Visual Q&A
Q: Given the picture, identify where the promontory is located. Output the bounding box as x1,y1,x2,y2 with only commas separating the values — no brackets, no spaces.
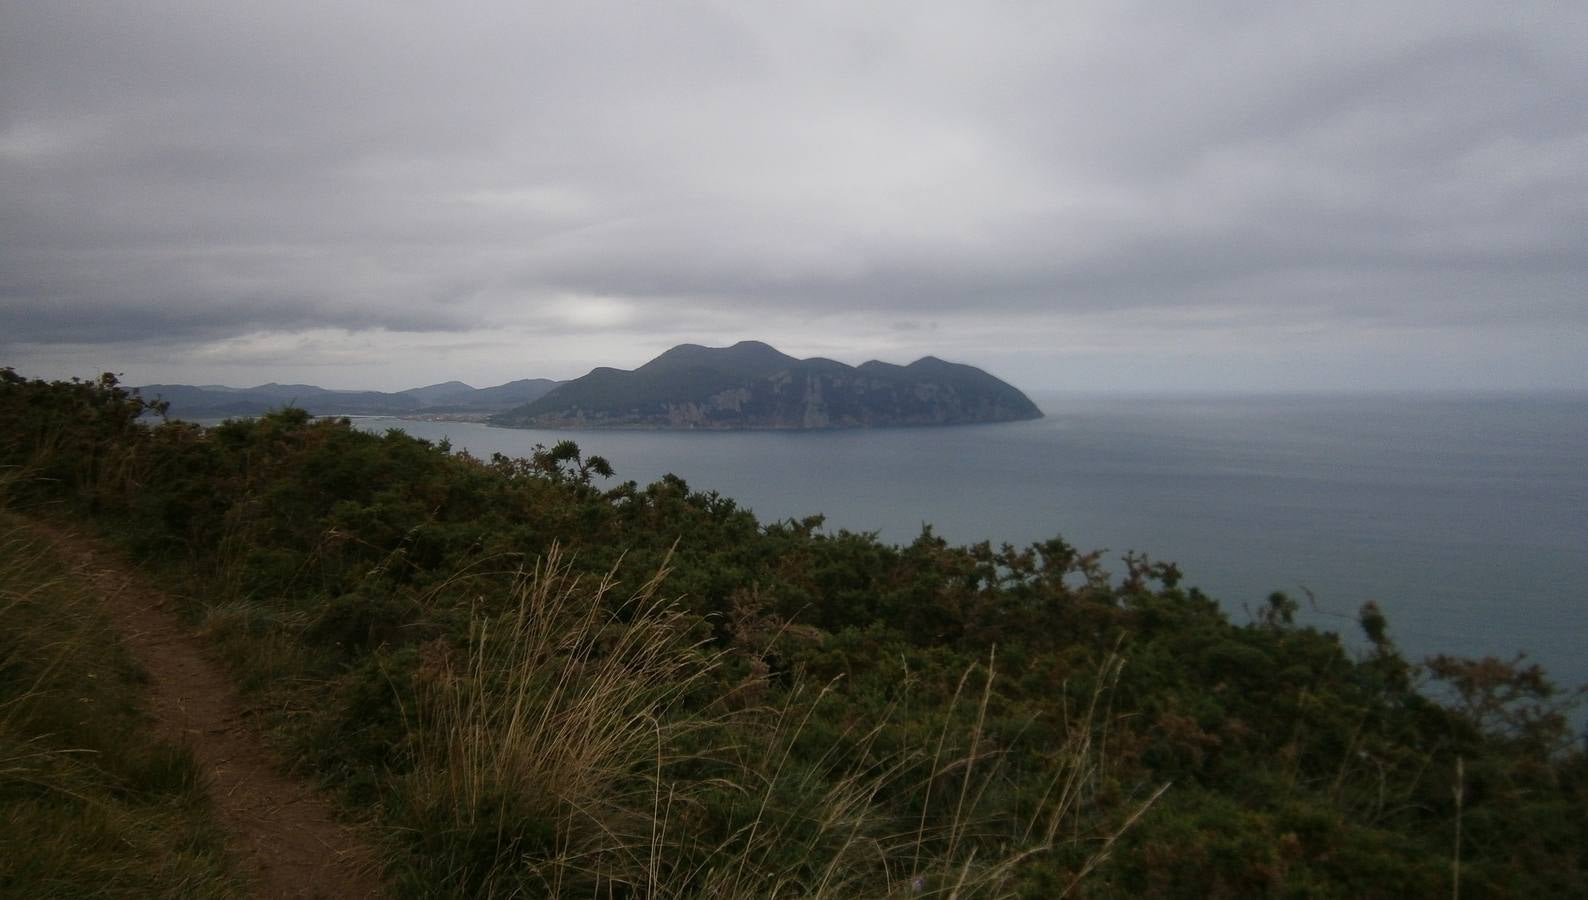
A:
489,341,1043,430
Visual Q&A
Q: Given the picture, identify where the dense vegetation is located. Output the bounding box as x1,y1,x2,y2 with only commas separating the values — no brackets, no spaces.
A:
2,368,1584,897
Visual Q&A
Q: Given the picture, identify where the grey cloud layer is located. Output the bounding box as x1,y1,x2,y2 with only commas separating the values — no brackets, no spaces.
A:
2,1,1585,356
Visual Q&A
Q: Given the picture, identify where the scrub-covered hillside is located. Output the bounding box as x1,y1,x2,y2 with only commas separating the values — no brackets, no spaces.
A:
2,368,1582,898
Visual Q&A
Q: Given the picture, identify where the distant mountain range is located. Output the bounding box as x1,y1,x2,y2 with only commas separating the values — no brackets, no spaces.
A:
491,341,1042,430
138,341,1042,428
139,378,559,419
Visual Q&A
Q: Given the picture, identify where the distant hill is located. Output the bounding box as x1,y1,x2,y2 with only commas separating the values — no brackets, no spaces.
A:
138,378,559,420
490,341,1042,429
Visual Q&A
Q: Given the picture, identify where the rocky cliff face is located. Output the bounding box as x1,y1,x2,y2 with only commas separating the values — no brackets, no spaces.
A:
491,341,1042,430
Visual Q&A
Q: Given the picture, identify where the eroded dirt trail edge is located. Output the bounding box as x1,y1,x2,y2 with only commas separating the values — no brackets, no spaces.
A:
35,521,385,899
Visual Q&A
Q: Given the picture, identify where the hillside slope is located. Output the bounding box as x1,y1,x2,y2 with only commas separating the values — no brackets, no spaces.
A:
4,368,1583,898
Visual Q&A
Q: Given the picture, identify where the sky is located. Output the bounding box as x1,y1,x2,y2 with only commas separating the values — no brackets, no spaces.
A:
2,1,1585,393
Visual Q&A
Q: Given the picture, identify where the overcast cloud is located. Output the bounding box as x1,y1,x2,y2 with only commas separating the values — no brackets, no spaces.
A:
2,1,1585,391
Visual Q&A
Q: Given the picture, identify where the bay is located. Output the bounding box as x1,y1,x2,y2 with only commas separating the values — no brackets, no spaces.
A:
350,391,1588,697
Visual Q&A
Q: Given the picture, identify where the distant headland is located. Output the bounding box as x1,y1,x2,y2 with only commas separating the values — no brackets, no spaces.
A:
490,341,1042,430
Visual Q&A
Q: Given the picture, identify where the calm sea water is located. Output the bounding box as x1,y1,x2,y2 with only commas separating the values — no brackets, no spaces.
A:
351,392,1588,694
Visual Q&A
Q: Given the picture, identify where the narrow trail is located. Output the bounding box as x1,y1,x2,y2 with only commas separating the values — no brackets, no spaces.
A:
34,521,385,900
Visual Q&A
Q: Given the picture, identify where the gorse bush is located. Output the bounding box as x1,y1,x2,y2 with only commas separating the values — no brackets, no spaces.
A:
1,367,1584,897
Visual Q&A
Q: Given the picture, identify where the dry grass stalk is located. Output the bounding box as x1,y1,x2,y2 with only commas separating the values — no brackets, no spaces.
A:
405,547,1163,898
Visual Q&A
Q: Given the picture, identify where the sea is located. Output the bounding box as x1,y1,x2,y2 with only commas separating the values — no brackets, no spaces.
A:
349,391,1588,702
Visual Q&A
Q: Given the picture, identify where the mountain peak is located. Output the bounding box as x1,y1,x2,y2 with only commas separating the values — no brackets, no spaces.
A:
728,339,779,353
639,341,801,378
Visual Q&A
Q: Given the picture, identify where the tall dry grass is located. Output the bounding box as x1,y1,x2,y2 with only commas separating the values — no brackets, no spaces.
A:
403,545,725,895
641,652,1166,900
400,545,1164,898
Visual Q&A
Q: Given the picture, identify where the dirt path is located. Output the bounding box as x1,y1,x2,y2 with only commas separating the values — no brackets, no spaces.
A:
35,521,385,899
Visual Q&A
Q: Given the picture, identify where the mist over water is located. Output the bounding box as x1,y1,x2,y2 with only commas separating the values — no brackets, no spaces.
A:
354,391,1588,695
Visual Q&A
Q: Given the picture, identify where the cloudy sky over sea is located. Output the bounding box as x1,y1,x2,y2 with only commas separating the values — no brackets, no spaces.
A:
3,2,1584,391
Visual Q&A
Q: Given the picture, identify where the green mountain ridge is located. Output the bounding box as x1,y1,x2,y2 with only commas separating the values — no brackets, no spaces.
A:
492,340,1043,429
